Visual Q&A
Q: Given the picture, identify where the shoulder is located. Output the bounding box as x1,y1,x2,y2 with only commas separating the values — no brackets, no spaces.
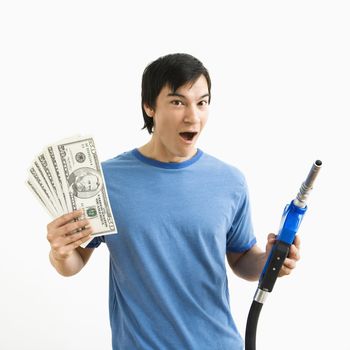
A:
102,149,136,169
200,152,247,188
99,150,140,183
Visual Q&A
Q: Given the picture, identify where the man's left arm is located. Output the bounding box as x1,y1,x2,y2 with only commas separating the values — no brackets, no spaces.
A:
226,234,301,281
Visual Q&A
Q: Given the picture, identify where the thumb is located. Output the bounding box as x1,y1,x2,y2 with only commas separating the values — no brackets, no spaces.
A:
265,233,276,255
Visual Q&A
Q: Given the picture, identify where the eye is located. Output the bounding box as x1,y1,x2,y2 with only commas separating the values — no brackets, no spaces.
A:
171,100,184,106
198,100,208,106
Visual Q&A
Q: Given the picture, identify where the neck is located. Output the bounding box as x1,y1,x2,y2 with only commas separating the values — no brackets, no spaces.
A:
138,138,197,163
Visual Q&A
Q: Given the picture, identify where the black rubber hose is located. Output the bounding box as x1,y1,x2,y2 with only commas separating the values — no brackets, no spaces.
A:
245,300,263,350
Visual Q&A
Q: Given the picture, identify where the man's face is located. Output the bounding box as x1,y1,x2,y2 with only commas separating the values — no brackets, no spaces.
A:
145,74,209,162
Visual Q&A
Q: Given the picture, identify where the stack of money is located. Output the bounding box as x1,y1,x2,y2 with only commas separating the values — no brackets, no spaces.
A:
26,135,117,239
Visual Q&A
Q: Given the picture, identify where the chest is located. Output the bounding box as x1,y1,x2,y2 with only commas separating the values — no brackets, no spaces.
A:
106,171,238,252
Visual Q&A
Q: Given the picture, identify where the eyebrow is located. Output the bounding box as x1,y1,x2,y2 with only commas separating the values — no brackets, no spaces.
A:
167,92,210,99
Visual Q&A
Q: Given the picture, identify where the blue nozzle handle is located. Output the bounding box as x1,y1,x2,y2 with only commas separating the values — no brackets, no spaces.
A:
258,200,306,292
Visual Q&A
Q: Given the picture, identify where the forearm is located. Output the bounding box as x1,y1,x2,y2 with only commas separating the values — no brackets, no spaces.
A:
49,248,85,277
231,245,266,281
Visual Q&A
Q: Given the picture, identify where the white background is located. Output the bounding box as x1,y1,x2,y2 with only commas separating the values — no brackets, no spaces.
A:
1,1,349,349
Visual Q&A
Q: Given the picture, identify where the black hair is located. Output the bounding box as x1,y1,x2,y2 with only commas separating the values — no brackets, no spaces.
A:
141,53,211,134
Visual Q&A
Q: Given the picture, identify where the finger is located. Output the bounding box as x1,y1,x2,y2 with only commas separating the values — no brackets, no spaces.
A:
56,219,90,237
49,209,84,229
50,226,92,254
278,265,292,277
62,230,93,252
267,233,276,243
265,233,276,254
47,218,90,243
288,244,300,261
62,225,93,245
293,235,301,249
283,257,296,270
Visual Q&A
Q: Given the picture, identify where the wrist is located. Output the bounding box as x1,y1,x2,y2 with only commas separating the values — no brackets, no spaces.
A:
49,249,67,263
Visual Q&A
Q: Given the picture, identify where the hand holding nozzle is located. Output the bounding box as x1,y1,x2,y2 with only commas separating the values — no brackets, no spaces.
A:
258,159,323,293
246,160,322,350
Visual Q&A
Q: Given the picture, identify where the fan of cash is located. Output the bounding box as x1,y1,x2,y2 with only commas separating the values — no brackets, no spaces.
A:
26,135,117,239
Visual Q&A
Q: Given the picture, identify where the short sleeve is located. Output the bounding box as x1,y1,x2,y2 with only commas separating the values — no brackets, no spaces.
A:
226,180,256,253
85,235,105,248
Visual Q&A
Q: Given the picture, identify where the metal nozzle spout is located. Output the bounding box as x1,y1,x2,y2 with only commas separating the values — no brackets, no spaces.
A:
294,160,322,208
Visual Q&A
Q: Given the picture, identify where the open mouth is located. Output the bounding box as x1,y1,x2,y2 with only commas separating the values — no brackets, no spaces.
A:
179,132,198,142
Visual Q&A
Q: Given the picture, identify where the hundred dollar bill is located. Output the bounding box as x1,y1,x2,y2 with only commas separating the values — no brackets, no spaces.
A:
26,179,57,218
33,157,62,215
37,152,66,214
42,134,83,215
44,145,70,213
28,164,60,217
51,136,116,237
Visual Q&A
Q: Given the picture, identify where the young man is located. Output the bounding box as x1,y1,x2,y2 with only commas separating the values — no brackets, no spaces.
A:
47,53,300,349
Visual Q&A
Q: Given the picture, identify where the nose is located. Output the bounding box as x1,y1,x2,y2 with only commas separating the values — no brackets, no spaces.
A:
184,104,201,124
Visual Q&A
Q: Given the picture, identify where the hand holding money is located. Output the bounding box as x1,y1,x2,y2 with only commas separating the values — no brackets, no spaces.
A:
27,136,117,242
47,210,93,260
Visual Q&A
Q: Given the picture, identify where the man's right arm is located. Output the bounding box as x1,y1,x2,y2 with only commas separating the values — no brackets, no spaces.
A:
47,210,94,276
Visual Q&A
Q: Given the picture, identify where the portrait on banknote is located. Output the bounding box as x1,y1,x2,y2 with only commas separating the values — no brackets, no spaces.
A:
68,167,102,199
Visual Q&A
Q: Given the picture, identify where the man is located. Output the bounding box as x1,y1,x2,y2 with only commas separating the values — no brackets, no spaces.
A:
47,53,300,349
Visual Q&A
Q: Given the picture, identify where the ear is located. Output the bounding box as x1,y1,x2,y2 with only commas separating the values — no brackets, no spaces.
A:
143,104,154,118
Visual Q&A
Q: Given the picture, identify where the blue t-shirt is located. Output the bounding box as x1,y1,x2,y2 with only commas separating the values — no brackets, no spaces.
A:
88,148,256,350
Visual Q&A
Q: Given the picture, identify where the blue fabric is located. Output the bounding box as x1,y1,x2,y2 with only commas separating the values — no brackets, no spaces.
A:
87,149,256,349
